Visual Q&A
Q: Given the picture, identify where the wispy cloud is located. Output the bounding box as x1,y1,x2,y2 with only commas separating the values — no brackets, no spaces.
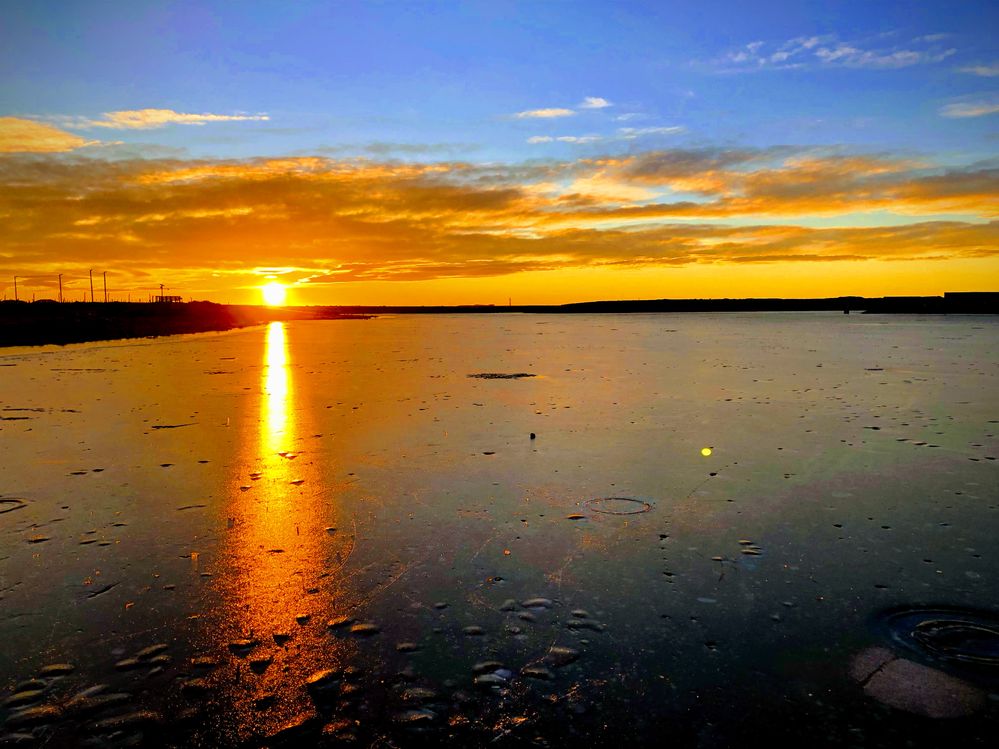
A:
513,107,576,119
76,108,270,129
0,117,100,153
557,135,603,144
314,141,481,156
527,125,685,145
940,98,999,118
815,44,955,68
958,63,999,77
713,34,957,72
579,96,612,109
527,135,602,144
618,126,686,139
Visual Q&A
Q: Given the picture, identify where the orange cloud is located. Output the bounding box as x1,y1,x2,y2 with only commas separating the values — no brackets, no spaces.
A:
543,150,998,220
84,108,270,129
0,149,995,302
0,118,99,153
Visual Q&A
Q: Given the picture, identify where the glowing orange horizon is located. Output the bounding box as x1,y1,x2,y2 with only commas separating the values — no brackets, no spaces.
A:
1,150,995,306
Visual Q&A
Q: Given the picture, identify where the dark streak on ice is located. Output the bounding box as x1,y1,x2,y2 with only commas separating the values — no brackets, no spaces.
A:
86,582,120,599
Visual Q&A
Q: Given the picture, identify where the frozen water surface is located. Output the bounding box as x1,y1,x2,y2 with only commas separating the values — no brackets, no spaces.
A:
0,313,997,747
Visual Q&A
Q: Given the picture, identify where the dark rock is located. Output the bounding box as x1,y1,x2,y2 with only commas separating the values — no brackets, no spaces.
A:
305,669,341,693
65,692,131,717
2,691,44,709
545,646,580,667
136,644,169,660
265,713,320,743
521,598,553,609
400,687,437,703
37,663,74,676
521,666,554,680
228,638,259,655
250,656,274,673
473,673,508,689
90,710,161,733
252,694,276,711
393,708,436,725
180,679,212,696
5,705,63,728
0,733,37,746
472,660,504,674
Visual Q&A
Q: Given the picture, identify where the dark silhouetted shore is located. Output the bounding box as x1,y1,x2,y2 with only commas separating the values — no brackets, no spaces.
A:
1,293,995,348
0,301,370,348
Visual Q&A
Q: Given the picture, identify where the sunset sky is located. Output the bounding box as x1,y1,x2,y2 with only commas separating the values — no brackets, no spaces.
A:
1,0,996,305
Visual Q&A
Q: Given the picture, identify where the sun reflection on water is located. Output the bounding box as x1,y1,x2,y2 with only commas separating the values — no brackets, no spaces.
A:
263,321,291,450
211,322,356,739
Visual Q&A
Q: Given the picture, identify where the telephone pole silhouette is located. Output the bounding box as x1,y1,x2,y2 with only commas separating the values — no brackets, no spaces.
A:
58,274,63,303
89,269,95,303
103,271,108,303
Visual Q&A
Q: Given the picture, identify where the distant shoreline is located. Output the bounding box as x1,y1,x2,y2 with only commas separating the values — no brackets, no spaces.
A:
324,292,998,316
0,293,995,348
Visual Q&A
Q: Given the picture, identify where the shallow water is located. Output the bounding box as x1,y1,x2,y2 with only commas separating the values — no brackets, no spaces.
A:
1,313,997,747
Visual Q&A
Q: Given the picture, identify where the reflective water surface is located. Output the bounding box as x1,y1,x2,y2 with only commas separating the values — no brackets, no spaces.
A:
1,313,997,747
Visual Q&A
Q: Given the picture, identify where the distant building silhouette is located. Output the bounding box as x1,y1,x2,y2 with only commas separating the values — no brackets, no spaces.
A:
155,295,182,303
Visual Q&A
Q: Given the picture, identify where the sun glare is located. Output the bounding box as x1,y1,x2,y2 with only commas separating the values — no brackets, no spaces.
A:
261,281,287,306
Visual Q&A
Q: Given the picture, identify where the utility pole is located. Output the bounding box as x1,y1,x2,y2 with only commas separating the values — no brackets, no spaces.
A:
58,274,63,303
13,276,18,302
89,269,95,303
103,271,107,303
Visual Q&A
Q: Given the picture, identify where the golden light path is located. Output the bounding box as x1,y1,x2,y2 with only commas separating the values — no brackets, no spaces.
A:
263,321,290,447
216,321,354,738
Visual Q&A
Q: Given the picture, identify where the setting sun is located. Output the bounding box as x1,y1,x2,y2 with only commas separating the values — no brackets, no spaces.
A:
261,281,287,306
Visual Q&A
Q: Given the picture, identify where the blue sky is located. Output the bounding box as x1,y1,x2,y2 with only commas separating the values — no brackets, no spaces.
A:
4,0,996,162
0,1,996,304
